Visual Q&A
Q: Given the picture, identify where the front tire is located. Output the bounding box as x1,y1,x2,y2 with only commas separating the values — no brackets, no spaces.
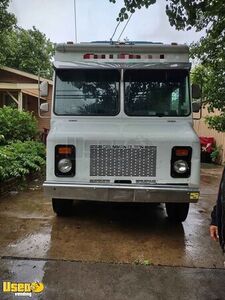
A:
165,203,189,222
52,198,73,216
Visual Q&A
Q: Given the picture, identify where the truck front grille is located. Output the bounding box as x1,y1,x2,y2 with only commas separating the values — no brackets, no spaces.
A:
90,145,157,177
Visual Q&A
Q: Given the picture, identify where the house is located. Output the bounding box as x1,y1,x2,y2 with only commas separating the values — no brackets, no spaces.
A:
0,66,52,131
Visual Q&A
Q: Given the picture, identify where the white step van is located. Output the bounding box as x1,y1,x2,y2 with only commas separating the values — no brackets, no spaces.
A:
42,41,201,222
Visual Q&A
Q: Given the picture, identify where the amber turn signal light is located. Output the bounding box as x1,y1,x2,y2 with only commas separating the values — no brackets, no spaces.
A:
57,146,73,155
175,149,189,157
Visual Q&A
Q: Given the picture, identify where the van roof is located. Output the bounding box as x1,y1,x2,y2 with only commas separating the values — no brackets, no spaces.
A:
55,42,189,54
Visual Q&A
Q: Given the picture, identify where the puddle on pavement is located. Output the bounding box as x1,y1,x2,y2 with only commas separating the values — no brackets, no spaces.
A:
7,230,52,258
0,165,224,269
1,259,47,283
0,189,53,259
200,166,222,195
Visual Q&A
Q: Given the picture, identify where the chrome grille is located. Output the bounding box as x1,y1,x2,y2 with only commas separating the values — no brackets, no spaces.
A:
90,145,157,177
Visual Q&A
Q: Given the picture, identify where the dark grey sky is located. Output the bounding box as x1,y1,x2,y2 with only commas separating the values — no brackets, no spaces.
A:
9,0,204,44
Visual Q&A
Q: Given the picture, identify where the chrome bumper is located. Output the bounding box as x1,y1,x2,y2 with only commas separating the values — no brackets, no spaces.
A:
43,182,200,203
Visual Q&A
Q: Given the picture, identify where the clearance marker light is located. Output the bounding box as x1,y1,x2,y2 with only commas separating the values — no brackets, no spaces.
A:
83,53,94,59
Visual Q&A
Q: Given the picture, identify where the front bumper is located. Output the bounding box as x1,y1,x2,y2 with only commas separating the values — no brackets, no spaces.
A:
43,182,200,203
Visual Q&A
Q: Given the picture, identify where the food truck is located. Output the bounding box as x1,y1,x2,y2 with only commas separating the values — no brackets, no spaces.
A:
42,41,201,222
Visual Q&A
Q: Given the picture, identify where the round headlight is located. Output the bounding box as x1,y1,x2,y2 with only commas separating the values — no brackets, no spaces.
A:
58,158,72,173
173,160,188,174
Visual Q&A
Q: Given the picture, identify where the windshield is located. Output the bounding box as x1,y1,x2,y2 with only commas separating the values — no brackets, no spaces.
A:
54,69,120,116
124,70,190,117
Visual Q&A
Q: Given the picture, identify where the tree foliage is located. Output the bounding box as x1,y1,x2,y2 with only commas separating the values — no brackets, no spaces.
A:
0,0,16,31
110,0,156,21
191,64,225,113
0,0,16,64
0,107,46,182
0,0,54,78
110,0,224,33
0,106,38,145
191,64,225,132
0,141,46,181
5,26,54,78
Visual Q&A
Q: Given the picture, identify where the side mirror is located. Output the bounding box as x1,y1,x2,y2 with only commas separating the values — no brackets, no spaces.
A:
192,101,201,113
40,102,49,113
40,81,49,97
192,84,201,99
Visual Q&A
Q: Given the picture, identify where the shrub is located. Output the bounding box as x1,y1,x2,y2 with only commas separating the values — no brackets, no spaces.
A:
0,106,38,145
0,141,46,181
205,114,225,132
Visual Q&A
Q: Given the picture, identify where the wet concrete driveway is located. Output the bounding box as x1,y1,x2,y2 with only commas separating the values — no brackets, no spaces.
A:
0,164,225,299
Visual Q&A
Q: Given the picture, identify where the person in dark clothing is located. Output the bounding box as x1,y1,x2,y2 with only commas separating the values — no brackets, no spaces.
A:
210,167,225,252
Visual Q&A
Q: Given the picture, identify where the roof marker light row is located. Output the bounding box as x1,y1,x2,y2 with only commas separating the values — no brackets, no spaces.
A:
83,53,165,60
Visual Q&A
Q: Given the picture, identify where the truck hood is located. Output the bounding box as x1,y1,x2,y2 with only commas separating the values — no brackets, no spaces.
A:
49,119,199,144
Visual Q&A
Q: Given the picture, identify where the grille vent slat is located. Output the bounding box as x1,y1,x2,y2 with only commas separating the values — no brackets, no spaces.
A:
90,145,156,177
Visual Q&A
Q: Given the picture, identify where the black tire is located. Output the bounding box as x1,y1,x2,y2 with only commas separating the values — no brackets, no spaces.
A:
165,202,189,222
52,198,73,216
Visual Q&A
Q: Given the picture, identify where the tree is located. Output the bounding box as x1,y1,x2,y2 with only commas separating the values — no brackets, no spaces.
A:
0,0,16,64
110,0,225,131
191,64,225,132
0,0,16,31
0,1,54,79
5,26,54,79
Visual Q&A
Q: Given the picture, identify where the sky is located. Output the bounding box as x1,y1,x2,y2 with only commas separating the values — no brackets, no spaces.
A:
9,0,204,45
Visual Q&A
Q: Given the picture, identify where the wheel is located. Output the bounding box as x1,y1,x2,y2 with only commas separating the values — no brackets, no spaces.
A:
165,203,189,222
52,198,73,216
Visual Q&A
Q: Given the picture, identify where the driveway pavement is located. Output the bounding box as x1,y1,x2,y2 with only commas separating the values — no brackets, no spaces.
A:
0,163,224,299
